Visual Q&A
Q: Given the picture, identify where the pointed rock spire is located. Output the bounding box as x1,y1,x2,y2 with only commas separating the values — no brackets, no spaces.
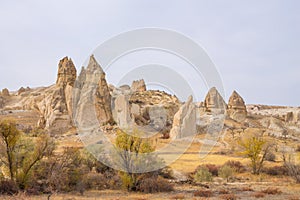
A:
204,87,227,114
56,56,77,87
227,90,247,122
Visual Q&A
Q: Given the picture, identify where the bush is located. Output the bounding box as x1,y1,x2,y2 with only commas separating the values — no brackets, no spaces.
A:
219,189,230,194
194,166,213,182
194,189,213,197
262,165,287,176
253,192,265,198
265,152,276,162
0,180,18,195
137,176,173,193
224,160,246,173
261,187,282,195
219,165,234,182
220,193,237,200
194,164,219,176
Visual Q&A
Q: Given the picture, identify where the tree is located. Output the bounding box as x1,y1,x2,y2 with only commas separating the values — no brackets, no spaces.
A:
0,119,54,189
115,129,156,191
0,119,21,180
239,136,272,174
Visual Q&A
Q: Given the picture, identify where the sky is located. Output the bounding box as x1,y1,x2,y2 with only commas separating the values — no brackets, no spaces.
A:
0,0,299,106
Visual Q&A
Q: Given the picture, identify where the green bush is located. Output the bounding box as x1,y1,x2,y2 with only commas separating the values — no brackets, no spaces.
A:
194,166,213,182
219,165,234,182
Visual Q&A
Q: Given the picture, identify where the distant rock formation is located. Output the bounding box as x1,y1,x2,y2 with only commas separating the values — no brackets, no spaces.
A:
131,79,146,92
128,90,180,130
204,87,227,114
2,88,10,96
170,96,196,139
227,91,247,122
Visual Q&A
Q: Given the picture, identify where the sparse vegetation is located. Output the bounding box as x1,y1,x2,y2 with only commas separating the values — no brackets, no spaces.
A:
193,189,213,197
219,165,234,182
193,166,213,182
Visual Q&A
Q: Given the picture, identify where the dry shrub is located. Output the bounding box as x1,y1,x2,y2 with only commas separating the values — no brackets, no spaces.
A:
296,145,300,152
262,165,287,176
220,193,237,200
241,186,254,192
193,166,213,182
137,176,173,193
265,152,276,162
261,187,282,195
193,189,213,197
253,192,265,198
0,180,18,195
170,193,185,199
224,160,246,173
194,164,219,176
219,189,230,194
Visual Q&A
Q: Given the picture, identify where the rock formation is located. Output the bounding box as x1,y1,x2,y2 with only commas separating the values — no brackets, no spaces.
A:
2,88,10,96
204,87,226,114
113,94,132,128
227,91,247,122
73,55,114,128
131,79,146,92
0,96,4,108
56,57,77,87
170,96,196,139
37,56,77,134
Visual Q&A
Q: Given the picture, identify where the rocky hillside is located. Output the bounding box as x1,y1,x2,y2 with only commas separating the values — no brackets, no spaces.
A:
0,55,299,144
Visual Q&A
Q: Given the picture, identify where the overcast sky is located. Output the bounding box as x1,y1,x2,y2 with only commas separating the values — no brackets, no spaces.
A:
0,1,299,106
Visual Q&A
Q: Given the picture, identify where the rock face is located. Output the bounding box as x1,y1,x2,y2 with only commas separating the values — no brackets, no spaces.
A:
56,57,77,87
131,79,146,92
113,94,132,128
128,90,180,130
73,55,114,128
204,87,226,114
227,91,247,122
37,56,77,134
0,96,4,108
2,88,10,96
170,96,196,139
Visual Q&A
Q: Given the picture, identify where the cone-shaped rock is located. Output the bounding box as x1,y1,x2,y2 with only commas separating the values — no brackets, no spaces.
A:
204,87,227,114
227,90,247,122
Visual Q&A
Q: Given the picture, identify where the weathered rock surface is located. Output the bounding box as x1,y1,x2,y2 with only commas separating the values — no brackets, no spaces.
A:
131,79,146,92
227,91,247,122
2,88,10,96
0,96,4,108
56,56,77,87
129,90,180,130
113,94,132,129
73,55,114,128
170,96,196,139
204,87,226,114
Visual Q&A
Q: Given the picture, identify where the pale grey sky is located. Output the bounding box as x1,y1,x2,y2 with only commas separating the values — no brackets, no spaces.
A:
0,0,299,106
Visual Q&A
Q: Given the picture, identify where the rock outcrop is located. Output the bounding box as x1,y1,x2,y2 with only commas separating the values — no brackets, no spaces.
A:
113,94,132,128
227,91,247,122
73,55,114,128
131,79,146,92
204,87,226,114
2,88,10,96
56,57,77,87
37,56,77,134
0,96,4,108
170,96,196,139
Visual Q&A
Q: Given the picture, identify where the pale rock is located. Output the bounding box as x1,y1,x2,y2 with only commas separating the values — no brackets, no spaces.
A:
113,94,132,128
227,91,247,122
131,79,146,92
2,88,10,96
204,87,226,114
170,96,196,139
